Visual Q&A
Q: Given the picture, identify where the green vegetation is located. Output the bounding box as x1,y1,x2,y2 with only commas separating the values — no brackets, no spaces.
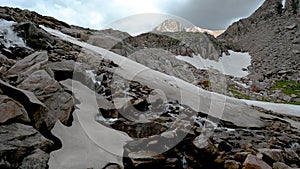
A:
270,80,300,97
229,89,250,99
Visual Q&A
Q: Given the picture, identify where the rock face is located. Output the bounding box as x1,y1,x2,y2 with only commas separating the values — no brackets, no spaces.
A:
110,31,225,61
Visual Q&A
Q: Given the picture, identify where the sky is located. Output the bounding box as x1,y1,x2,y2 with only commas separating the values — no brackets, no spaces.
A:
0,0,264,34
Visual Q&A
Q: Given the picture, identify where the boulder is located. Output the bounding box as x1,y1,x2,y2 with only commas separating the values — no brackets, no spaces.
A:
273,162,292,169
0,79,46,125
0,123,54,168
242,154,272,169
19,149,49,169
258,148,285,163
224,160,241,169
0,95,30,124
18,70,74,130
6,51,48,83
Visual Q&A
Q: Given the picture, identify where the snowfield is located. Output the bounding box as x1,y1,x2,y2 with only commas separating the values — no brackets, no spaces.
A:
176,51,251,77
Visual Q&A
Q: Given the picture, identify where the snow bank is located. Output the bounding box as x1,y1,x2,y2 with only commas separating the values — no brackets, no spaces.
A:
176,51,251,77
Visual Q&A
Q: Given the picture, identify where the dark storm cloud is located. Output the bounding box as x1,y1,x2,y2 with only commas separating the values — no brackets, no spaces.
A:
167,0,264,30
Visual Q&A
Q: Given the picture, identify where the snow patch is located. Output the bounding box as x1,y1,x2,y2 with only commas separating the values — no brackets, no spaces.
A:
234,81,250,88
282,0,286,8
241,99,300,118
0,19,27,48
175,51,251,77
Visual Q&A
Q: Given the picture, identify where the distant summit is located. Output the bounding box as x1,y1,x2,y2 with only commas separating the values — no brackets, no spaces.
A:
153,19,224,37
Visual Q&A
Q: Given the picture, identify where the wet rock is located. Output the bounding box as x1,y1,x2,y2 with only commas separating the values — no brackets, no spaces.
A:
0,95,30,124
242,154,272,169
18,70,74,130
6,51,48,83
0,123,54,168
224,160,241,169
19,149,49,169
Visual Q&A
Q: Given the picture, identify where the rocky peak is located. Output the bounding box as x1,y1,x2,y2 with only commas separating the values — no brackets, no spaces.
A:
153,19,185,32
250,0,283,19
154,19,224,37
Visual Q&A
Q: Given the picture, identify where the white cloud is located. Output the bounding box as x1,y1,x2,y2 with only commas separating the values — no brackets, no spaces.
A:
0,0,263,33
0,0,176,31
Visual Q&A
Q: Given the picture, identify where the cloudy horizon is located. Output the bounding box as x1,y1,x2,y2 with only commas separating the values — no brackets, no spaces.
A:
0,0,264,34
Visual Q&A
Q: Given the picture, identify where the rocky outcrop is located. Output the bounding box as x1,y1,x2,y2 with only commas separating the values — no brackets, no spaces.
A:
218,0,300,103
110,31,225,61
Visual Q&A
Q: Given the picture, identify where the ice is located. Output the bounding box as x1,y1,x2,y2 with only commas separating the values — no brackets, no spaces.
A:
0,19,27,48
176,51,251,77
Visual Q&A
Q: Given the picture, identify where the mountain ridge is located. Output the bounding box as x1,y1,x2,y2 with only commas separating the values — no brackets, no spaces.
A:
153,19,224,37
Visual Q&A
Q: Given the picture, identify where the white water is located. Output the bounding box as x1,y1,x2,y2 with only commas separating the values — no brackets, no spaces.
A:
176,51,251,77
0,19,27,48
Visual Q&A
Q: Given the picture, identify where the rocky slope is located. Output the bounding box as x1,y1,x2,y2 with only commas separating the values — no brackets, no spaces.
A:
218,0,300,104
0,4,300,169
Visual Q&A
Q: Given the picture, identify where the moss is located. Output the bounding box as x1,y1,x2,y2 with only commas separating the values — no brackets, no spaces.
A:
229,89,250,99
270,80,300,97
